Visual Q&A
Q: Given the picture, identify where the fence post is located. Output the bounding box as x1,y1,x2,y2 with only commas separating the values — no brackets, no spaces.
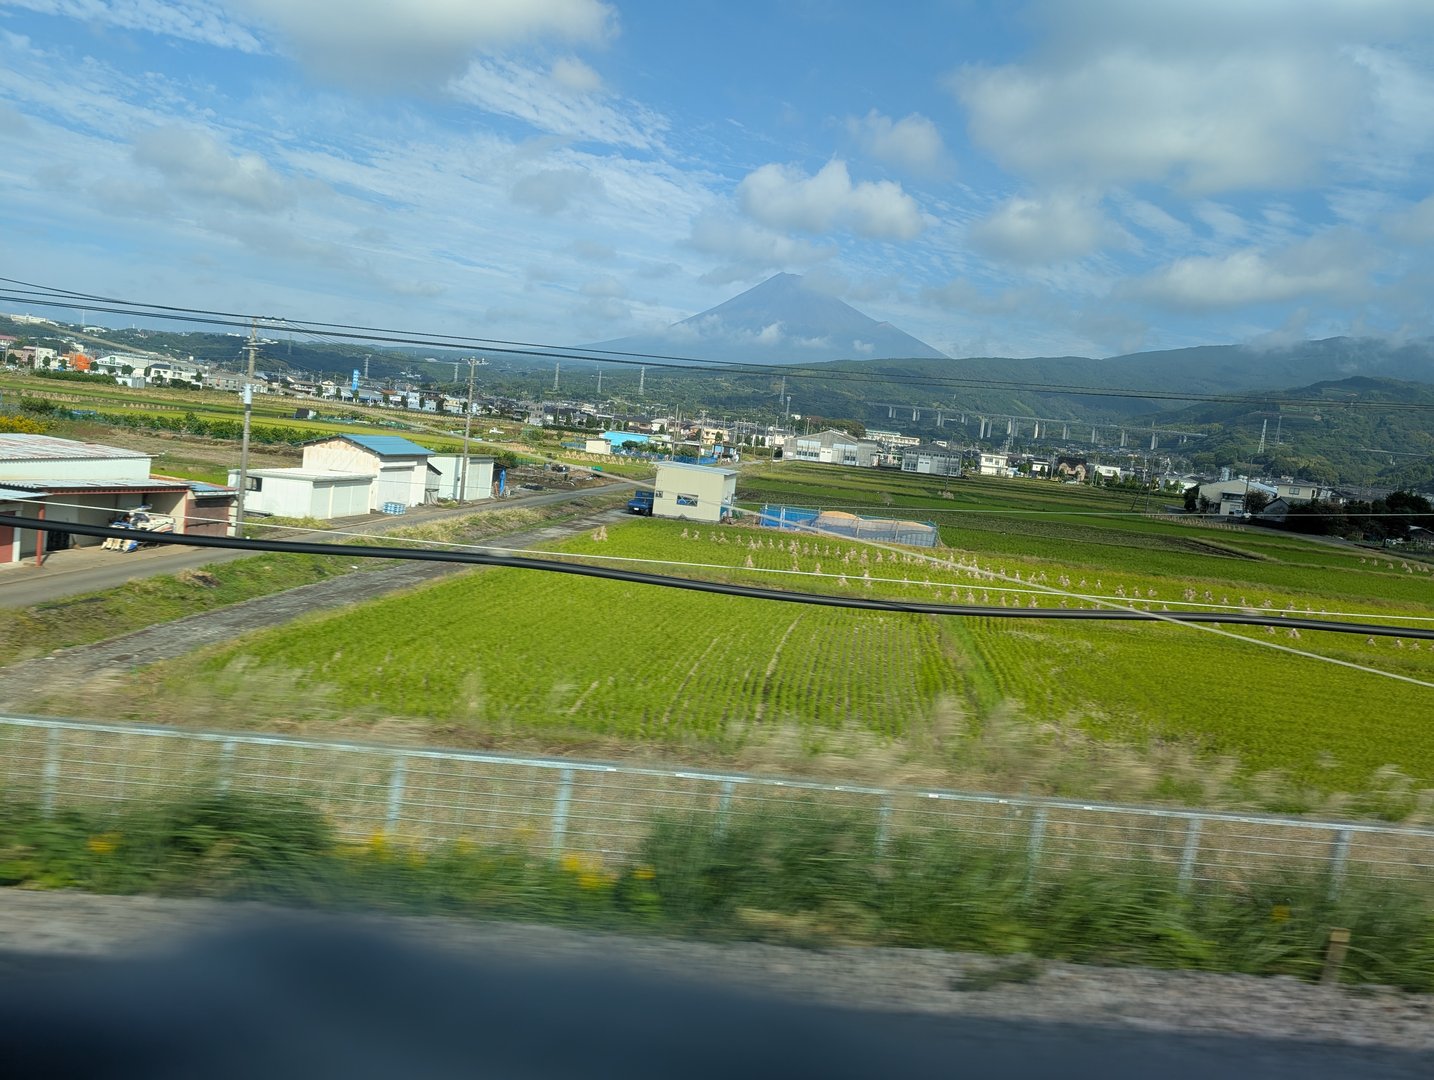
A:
1177,817,1202,892
41,726,61,816
875,796,893,855
217,739,236,794
1025,807,1047,888
385,755,408,836
715,779,735,837
550,768,574,856
1327,828,1352,899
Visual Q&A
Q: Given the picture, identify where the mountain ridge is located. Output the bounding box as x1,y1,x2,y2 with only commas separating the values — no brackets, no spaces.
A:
586,273,948,365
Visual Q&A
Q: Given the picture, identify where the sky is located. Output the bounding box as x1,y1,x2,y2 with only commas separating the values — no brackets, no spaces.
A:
2,0,1434,361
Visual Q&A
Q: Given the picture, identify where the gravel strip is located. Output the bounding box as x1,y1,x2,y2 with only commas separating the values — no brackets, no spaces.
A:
1,890,1429,1053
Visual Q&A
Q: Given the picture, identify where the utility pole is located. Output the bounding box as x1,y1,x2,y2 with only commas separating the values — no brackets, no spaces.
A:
233,319,259,536
553,361,560,393
638,366,645,395
595,367,603,396
459,357,480,501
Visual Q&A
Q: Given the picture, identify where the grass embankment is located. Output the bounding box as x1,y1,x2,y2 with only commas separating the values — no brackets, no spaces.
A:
2,791,1430,992
0,554,369,667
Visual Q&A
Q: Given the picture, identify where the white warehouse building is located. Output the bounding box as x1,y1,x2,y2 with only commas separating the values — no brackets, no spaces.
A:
229,434,493,519
652,461,737,524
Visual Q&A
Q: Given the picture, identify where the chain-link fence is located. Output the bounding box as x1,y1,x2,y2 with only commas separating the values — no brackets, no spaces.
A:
2,714,1431,892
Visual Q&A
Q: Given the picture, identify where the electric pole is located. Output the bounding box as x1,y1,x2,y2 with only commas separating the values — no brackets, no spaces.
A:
233,319,259,535
459,357,480,501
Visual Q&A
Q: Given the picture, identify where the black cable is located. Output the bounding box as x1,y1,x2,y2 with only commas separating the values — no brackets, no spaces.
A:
7,516,1432,639
5,279,1434,412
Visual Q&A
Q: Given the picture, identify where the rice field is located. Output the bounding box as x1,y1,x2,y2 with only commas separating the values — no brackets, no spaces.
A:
118,488,1434,807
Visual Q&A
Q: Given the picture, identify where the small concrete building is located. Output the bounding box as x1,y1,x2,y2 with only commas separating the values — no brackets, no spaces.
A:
231,469,374,519
303,434,436,511
428,454,495,501
652,461,737,523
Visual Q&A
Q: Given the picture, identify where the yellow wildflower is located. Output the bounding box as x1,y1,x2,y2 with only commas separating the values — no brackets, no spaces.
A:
86,833,120,856
1271,905,1291,923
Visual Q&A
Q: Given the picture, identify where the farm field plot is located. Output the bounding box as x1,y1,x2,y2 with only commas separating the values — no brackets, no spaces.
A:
104,504,1434,813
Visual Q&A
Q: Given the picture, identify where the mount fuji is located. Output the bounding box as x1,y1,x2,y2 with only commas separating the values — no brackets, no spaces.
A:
587,274,947,365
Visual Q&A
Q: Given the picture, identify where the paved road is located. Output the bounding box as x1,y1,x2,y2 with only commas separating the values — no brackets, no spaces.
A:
0,482,632,608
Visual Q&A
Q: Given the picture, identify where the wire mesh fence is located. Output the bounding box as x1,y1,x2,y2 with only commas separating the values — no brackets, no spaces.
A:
2,713,1432,891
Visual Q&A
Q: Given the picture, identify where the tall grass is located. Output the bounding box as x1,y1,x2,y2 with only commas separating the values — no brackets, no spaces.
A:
5,791,1429,991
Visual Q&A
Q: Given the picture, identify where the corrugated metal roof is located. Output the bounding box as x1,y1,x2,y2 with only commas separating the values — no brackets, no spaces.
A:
310,434,432,457
0,487,36,501
246,468,372,481
0,433,148,462
0,478,193,492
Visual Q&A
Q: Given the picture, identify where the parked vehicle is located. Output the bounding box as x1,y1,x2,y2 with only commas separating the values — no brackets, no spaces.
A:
626,490,654,515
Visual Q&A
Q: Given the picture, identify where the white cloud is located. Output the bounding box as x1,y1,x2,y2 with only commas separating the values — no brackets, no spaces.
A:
1114,196,1190,243
1383,193,1434,243
5,0,265,52
967,191,1119,264
847,110,948,175
510,168,604,214
687,211,835,269
238,0,616,83
737,160,924,239
579,275,625,299
450,58,666,149
131,126,296,212
1192,201,1251,243
551,56,604,94
1127,232,1374,310
956,50,1365,194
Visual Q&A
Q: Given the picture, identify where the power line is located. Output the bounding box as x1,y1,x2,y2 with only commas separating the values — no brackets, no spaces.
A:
6,277,1434,412
7,515,1434,651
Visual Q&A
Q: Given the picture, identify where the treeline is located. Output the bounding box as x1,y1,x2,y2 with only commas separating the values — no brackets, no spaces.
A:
15,396,522,468
19,398,313,446
1272,491,1434,543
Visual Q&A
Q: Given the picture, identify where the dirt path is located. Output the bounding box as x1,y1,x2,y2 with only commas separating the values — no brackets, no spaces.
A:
0,506,628,709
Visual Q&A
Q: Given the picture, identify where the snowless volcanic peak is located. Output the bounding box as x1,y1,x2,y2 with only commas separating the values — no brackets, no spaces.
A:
589,274,948,365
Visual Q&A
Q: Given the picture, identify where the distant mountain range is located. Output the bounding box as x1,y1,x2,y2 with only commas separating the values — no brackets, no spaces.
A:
586,273,948,365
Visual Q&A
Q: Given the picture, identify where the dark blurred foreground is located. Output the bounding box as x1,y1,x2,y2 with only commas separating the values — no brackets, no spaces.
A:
0,917,1429,1079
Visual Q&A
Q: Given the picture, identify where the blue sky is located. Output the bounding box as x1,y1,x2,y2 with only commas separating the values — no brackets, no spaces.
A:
3,0,1434,361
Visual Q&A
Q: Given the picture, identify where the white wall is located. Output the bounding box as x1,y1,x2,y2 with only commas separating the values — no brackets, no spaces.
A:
428,455,494,500
228,470,373,519
304,440,428,509
653,464,737,524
